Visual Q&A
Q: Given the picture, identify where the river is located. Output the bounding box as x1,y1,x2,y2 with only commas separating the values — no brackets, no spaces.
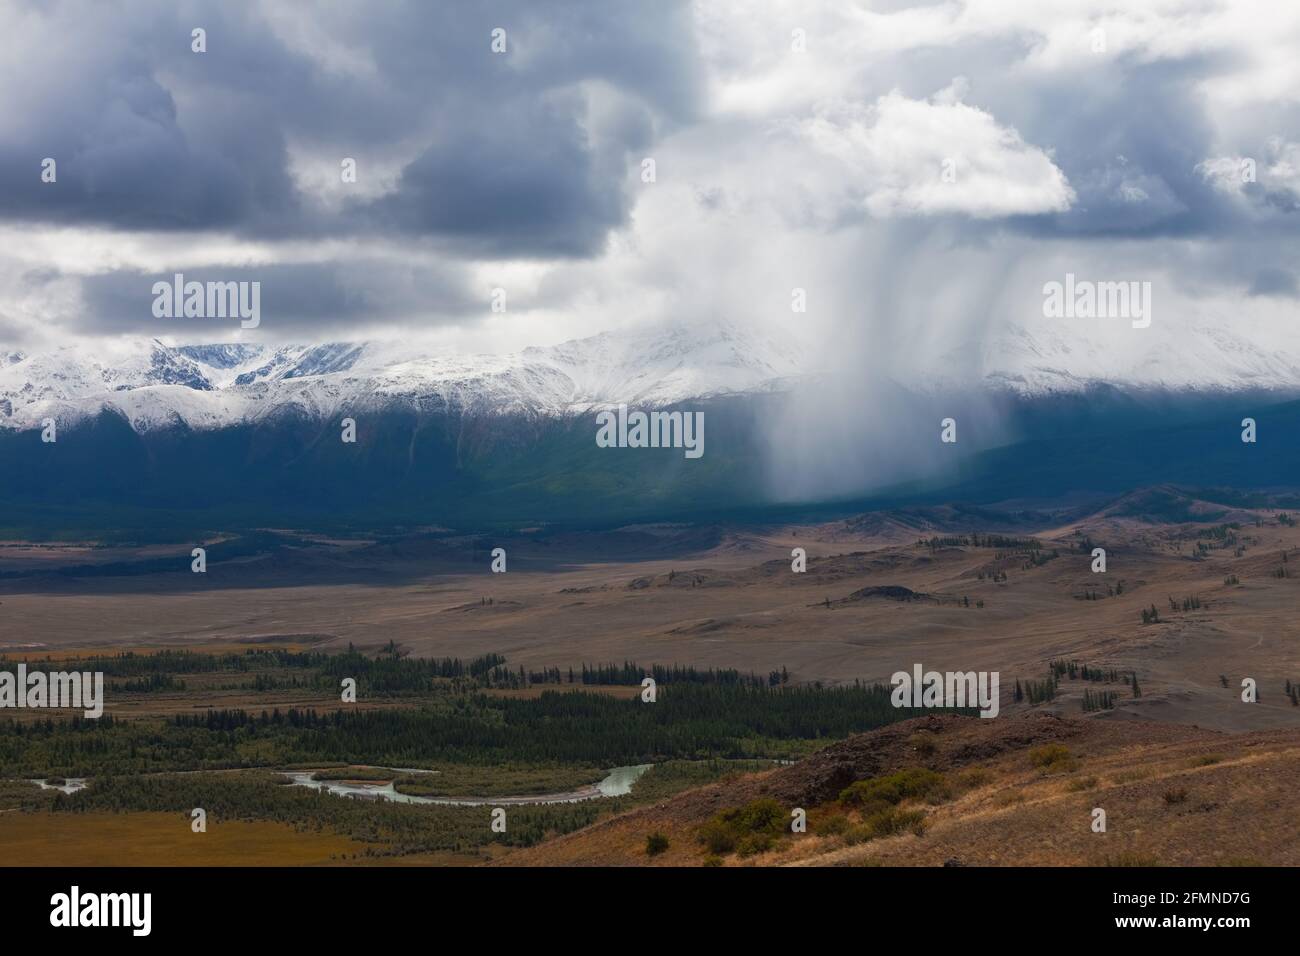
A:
282,764,652,806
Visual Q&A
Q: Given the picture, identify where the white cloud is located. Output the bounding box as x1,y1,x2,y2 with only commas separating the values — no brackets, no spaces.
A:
796,83,1074,218
1264,138,1300,201
3,0,1300,395
1196,155,1251,195
696,0,1300,116
1198,140,1300,206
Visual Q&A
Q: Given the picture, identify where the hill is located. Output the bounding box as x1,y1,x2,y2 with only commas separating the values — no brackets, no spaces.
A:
498,714,1300,866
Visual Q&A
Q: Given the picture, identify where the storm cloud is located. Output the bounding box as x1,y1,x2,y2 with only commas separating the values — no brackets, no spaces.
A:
0,0,701,251
2,0,1299,363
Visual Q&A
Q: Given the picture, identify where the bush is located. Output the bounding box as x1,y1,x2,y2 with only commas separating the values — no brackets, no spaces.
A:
842,823,874,846
724,797,786,833
843,807,928,845
955,766,992,790
814,812,851,836
839,768,949,812
697,797,787,857
1162,788,1188,805
645,831,670,856
1028,744,1078,774
907,732,937,756
863,806,928,839
697,819,737,855
737,832,777,857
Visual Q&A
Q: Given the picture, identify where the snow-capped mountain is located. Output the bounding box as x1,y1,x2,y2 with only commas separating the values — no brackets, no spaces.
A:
5,313,1299,435
4,316,1300,534
0,321,806,433
975,316,1300,395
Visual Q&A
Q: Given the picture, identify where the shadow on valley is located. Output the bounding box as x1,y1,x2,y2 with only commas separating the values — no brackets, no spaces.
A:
0,525,734,594
2,388,1299,541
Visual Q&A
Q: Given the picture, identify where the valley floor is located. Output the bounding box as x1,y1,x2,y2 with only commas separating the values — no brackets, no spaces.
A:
2,488,1298,866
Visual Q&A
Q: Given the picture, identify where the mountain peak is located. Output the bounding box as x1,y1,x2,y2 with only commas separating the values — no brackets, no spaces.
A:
0,321,804,433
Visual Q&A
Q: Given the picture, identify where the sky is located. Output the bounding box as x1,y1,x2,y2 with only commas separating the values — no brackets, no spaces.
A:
2,0,1299,384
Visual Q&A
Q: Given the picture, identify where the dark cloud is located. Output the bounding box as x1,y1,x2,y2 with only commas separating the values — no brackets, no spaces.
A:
75,260,478,337
363,92,634,258
1007,58,1236,239
6,0,1299,355
1248,267,1299,298
0,0,701,255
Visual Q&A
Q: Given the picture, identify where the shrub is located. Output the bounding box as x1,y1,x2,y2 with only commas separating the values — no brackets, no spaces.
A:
842,823,874,846
722,797,785,834
697,797,787,857
645,831,670,856
1163,788,1188,805
1028,744,1078,774
814,812,851,836
861,806,928,839
907,732,937,756
840,807,929,845
955,766,992,790
737,832,777,857
697,819,737,855
839,768,949,812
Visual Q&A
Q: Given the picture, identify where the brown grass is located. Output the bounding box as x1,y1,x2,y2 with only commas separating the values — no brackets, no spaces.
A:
5,510,1300,734
495,715,1300,867
0,813,371,866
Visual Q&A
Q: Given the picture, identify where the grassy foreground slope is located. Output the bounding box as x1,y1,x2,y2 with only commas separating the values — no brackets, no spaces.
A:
498,714,1300,867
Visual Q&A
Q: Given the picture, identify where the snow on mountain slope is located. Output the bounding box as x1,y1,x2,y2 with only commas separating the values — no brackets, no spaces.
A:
0,320,806,432
5,313,1299,434
0,340,213,413
535,321,803,408
977,316,1300,395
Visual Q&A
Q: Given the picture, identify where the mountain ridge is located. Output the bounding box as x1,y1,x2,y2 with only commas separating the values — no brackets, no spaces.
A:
0,321,804,433
6,315,1300,435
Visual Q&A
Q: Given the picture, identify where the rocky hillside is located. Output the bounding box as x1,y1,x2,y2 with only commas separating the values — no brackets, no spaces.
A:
499,714,1300,866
